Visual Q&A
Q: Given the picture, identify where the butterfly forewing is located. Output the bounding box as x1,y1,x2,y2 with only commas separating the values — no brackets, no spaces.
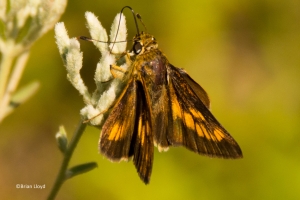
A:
167,64,242,158
100,78,154,183
133,81,154,184
177,67,211,109
100,79,137,161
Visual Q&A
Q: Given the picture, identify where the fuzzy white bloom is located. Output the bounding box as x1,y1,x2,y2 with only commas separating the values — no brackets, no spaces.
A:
0,0,67,55
0,0,67,122
55,12,130,126
55,22,70,54
55,23,90,103
109,13,128,54
85,12,108,53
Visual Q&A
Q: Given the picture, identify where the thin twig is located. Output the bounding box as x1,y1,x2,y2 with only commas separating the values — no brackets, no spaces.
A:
47,120,87,200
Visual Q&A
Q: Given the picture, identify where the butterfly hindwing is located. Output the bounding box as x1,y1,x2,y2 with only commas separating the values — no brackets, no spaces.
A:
167,64,242,158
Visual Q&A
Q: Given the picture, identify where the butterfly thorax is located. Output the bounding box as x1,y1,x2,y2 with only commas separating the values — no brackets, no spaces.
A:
131,32,169,87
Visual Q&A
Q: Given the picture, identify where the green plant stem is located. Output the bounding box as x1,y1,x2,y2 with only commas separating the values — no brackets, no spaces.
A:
0,51,30,121
47,120,87,200
0,51,14,122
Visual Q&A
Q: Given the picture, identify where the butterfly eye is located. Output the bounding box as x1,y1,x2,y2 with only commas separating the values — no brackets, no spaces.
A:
152,37,156,41
133,41,143,54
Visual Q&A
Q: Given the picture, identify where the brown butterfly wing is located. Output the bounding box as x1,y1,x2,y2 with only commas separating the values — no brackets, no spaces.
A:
100,79,154,183
133,81,154,184
167,64,242,158
177,68,210,109
99,79,137,161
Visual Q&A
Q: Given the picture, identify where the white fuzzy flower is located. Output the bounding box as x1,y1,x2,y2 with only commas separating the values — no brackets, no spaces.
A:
0,0,67,55
0,0,67,123
55,11,130,126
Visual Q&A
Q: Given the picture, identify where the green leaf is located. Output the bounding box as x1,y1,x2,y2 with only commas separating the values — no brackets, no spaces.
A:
65,162,98,179
10,80,39,105
55,126,68,154
4,81,40,117
6,0,11,14
0,19,6,40
16,16,33,43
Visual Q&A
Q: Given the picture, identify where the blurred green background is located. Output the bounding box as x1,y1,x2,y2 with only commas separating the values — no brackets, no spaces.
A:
1,0,300,199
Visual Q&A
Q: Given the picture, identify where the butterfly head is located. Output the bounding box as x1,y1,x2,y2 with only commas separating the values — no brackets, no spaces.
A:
132,32,158,55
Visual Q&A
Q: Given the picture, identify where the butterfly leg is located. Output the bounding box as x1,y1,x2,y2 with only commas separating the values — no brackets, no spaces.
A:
110,64,127,78
83,107,110,124
110,52,132,79
84,53,133,124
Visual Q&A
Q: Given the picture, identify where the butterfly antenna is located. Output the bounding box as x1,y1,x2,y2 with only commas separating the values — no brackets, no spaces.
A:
78,36,127,43
79,36,109,43
110,6,140,52
136,13,147,32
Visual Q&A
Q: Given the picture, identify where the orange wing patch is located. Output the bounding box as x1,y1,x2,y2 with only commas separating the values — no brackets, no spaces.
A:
182,111,195,131
213,128,225,142
108,123,123,141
